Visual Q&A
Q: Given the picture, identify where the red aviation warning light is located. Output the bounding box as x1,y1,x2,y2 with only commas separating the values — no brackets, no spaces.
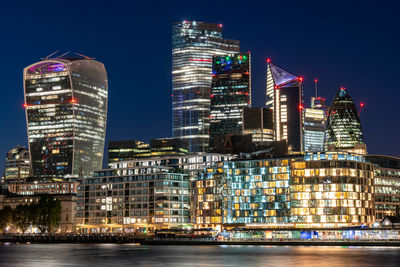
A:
358,102,365,116
70,98,78,104
298,104,304,110
314,79,318,83
266,58,271,63
298,77,303,82
23,103,28,108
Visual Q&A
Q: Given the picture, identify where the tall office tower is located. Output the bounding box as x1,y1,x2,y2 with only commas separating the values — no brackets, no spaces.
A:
24,55,108,178
4,145,30,181
266,60,303,152
209,52,251,150
242,107,273,142
325,87,365,154
172,21,240,152
302,108,326,151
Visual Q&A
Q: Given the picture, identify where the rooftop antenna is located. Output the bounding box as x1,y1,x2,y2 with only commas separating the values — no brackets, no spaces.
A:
74,52,94,60
42,50,59,60
56,51,71,58
314,79,318,98
358,102,365,117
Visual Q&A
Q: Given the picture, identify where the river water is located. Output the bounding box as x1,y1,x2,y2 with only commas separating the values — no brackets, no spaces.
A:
1,243,400,266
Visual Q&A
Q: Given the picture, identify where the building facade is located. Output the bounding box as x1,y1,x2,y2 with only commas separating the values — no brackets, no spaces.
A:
367,155,400,220
209,52,251,150
192,151,376,230
108,140,150,164
0,194,77,233
266,61,303,152
7,180,78,195
75,166,190,233
192,156,301,229
290,152,375,228
302,108,326,152
4,145,30,181
23,56,108,178
242,107,274,142
325,88,365,153
172,21,240,152
108,153,234,181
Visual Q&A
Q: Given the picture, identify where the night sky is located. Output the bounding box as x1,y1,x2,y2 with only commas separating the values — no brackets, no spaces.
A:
1,0,399,173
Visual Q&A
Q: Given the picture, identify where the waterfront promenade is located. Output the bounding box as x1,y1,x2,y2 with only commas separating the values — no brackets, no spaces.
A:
2,234,400,246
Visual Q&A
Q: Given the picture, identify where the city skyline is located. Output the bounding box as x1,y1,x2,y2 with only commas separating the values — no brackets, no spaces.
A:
1,1,400,174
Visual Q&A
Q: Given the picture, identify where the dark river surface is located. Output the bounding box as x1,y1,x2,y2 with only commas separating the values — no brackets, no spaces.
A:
1,243,400,266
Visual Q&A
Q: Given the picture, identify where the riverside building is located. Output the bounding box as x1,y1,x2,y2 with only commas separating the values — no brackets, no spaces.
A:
75,166,190,233
192,151,376,230
172,21,240,152
366,155,400,220
192,155,301,230
23,55,108,178
290,151,375,228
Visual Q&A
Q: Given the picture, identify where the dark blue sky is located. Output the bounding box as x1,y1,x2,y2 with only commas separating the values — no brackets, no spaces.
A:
1,0,399,172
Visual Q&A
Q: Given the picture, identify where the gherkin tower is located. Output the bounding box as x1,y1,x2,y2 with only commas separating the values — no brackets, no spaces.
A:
325,88,364,150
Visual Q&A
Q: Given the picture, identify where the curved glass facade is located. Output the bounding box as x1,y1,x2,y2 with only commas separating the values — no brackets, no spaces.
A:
24,58,108,178
325,88,364,150
290,152,375,227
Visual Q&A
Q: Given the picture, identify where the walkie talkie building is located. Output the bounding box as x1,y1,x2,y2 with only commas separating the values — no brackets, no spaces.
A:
172,21,240,152
23,56,108,178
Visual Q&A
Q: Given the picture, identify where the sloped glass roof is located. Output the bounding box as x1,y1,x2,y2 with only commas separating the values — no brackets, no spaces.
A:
269,63,298,86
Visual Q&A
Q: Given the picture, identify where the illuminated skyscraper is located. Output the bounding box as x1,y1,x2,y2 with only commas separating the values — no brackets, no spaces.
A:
209,52,251,149
266,61,303,152
302,108,326,151
172,21,240,152
24,55,108,178
325,87,365,153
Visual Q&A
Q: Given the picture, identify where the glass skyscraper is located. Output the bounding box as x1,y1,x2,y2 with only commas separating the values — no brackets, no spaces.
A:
325,87,364,152
23,56,108,178
302,108,326,152
266,61,303,152
209,52,251,150
172,21,240,152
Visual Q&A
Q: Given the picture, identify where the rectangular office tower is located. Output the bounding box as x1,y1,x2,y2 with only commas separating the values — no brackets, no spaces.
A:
302,108,326,151
242,107,274,142
172,21,240,152
209,53,251,150
266,61,303,152
24,56,108,178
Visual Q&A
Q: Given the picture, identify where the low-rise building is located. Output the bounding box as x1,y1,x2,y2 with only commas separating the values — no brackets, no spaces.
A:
109,153,234,180
192,155,301,230
290,151,375,228
75,166,190,233
0,194,77,233
192,151,376,230
7,180,78,195
366,155,400,220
